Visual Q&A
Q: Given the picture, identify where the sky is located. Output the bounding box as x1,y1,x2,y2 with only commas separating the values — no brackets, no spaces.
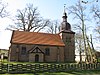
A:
0,0,76,49
0,0,100,50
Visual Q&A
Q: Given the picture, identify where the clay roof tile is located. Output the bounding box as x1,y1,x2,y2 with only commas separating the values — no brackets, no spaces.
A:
11,31,65,46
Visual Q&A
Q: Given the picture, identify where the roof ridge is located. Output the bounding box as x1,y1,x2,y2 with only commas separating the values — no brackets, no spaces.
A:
14,30,59,35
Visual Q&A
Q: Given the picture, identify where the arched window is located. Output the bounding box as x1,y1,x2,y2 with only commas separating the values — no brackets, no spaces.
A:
45,48,50,55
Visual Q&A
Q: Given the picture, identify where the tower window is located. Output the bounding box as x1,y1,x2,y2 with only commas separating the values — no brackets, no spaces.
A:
66,37,71,43
45,48,50,55
21,47,26,55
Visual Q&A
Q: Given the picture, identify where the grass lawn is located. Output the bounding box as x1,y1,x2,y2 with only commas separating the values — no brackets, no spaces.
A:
1,70,100,75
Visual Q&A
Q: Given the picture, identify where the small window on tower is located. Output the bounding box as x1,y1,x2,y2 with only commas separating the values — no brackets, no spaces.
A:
66,37,71,43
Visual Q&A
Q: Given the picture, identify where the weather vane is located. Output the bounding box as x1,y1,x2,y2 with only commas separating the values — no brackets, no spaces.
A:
64,4,66,13
80,0,98,4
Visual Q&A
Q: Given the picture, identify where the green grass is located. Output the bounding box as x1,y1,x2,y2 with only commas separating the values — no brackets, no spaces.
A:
1,60,75,64
1,70,100,75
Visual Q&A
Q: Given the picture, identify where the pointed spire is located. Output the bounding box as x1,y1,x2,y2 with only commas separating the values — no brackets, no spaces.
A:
64,4,66,13
60,4,71,31
62,4,67,22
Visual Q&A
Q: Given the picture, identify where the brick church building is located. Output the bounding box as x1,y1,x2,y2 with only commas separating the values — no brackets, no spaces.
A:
9,11,75,62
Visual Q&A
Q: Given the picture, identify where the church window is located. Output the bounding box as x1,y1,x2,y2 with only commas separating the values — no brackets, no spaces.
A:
45,48,50,55
21,47,26,55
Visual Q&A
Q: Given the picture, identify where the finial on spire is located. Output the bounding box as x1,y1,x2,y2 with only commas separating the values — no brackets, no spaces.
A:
64,4,66,13
63,4,67,18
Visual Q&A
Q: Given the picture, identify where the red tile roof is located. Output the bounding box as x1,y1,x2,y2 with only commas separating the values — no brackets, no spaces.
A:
11,31,65,46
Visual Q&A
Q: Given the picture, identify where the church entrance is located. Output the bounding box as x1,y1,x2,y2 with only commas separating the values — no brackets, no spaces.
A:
35,54,39,62
29,47,44,62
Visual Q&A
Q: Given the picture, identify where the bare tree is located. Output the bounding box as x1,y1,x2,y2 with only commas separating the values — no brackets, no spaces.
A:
92,5,100,24
0,0,8,18
75,32,84,63
7,4,50,32
67,0,88,63
92,5,100,40
46,20,60,34
81,0,98,4
95,26,100,34
94,25,100,40
67,0,97,63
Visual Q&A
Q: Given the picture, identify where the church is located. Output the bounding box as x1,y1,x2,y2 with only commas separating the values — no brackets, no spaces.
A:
9,11,75,62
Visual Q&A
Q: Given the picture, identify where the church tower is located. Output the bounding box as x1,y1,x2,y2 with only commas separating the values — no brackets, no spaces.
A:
59,10,75,62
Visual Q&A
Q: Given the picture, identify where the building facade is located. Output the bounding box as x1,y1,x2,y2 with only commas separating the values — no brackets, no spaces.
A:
9,11,75,62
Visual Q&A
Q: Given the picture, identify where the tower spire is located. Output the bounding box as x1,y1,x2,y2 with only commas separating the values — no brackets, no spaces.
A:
62,4,67,22
64,4,66,13
60,4,71,31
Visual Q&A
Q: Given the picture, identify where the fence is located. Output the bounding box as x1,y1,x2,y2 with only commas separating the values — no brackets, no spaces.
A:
0,63,100,74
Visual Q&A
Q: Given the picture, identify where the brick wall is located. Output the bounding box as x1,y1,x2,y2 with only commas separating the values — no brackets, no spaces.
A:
9,44,64,62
